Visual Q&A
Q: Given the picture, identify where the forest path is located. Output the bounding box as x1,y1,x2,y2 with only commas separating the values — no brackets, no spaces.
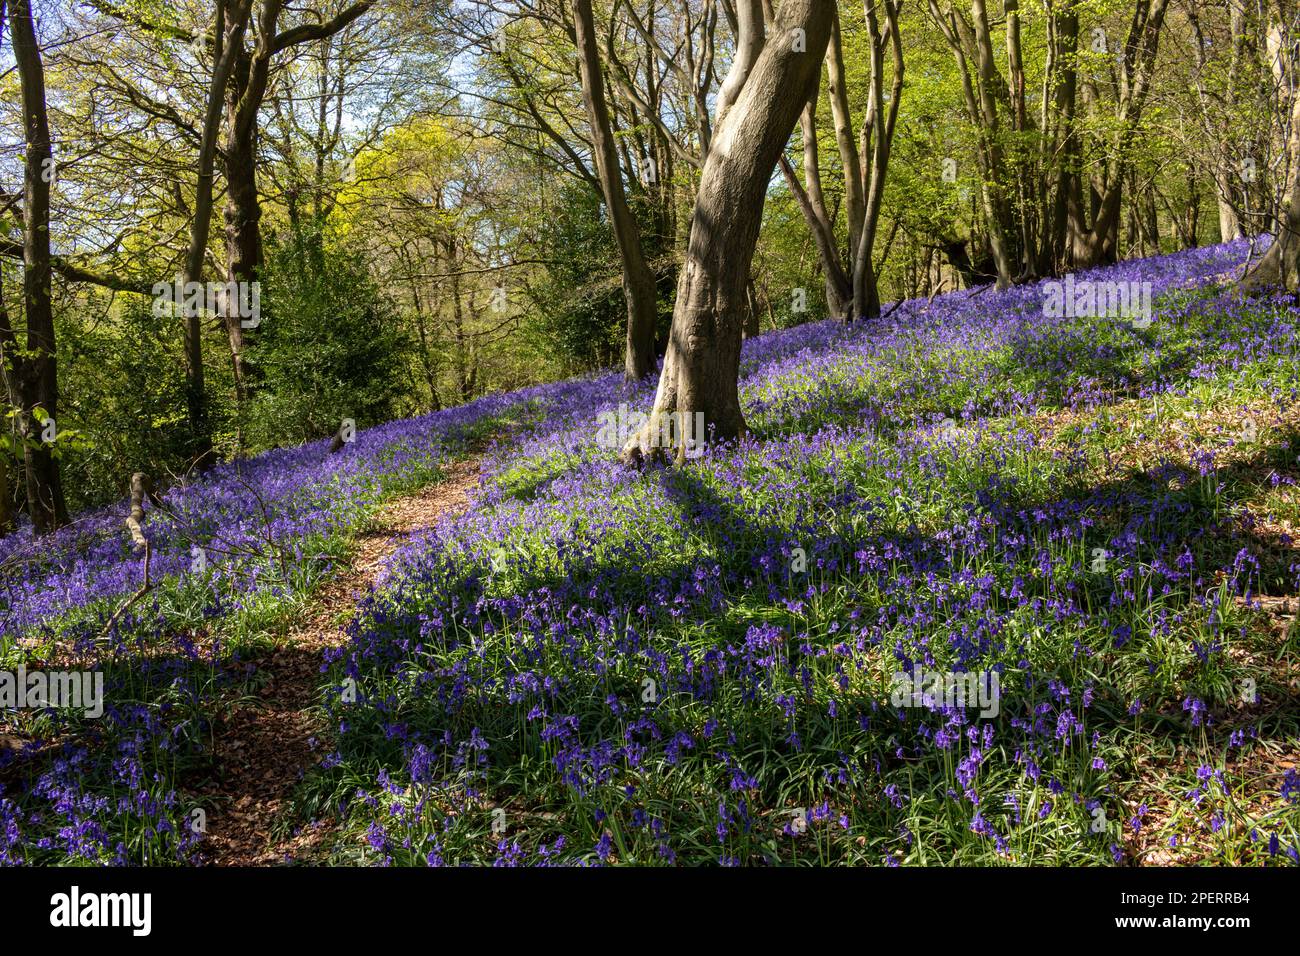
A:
196,455,483,866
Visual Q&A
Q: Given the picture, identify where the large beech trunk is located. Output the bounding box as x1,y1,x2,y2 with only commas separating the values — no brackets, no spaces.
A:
622,0,833,464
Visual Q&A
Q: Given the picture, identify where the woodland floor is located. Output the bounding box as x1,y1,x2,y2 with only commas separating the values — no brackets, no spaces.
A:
195,456,483,866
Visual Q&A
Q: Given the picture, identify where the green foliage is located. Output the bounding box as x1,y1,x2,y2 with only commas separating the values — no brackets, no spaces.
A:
245,235,412,451
57,294,212,511
522,180,628,372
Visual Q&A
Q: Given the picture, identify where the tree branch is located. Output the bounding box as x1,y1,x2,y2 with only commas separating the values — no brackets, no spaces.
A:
0,238,155,294
271,0,374,54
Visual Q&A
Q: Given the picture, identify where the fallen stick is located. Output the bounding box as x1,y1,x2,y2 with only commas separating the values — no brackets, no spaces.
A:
98,473,155,642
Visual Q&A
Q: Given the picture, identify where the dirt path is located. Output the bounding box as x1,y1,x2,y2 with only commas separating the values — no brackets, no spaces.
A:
197,456,482,866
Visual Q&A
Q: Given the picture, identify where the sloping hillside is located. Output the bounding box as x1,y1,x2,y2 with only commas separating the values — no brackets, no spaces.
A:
3,240,1298,866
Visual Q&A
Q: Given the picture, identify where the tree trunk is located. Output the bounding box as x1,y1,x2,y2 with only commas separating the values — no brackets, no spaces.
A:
221,130,256,396
181,0,249,471
1065,0,1169,269
825,7,864,255
0,263,22,538
1242,85,1300,292
572,0,659,381
1216,180,1243,243
221,22,268,414
622,0,833,464
215,1,373,416
744,280,761,340
852,0,904,320
782,1,902,322
928,0,1018,287
778,93,852,319
9,0,67,531
1046,0,1079,275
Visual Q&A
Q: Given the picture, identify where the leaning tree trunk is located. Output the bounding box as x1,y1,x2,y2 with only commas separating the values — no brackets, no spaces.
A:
622,0,833,464
572,0,659,382
777,95,853,320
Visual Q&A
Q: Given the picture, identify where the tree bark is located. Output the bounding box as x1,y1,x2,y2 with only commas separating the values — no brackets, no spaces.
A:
825,7,864,255
1066,0,1169,269
715,0,766,127
852,0,904,320
572,0,659,381
778,91,852,319
182,0,248,471
219,1,374,407
8,0,67,531
1242,84,1300,292
928,0,1017,287
622,0,833,464
220,2,273,409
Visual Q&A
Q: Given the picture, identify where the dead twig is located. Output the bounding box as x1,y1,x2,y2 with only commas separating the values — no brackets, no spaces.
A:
97,473,155,642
